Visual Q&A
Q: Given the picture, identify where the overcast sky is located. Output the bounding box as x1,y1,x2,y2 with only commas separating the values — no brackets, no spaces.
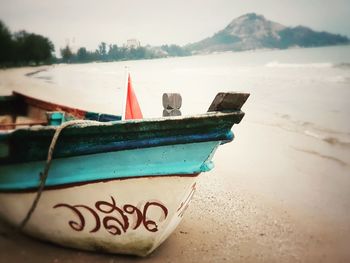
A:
0,0,349,52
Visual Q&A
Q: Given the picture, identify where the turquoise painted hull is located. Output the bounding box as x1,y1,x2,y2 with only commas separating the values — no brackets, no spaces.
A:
0,112,240,192
0,141,219,191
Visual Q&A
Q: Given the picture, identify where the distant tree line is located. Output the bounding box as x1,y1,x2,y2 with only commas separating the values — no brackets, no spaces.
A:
278,26,350,49
0,20,54,67
0,19,191,67
60,42,190,64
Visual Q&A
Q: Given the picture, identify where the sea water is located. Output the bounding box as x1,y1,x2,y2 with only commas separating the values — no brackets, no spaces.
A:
33,45,350,149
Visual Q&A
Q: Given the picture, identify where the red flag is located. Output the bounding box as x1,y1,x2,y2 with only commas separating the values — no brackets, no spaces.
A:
125,74,143,120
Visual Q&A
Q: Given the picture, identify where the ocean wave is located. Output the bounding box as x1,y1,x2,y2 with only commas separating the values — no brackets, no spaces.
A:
267,122,350,147
303,130,350,147
265,61,333,68
292,147,348,167
263,113,350,148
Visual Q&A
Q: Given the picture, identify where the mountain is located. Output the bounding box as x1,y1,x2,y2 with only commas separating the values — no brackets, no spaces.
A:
186,13,349,53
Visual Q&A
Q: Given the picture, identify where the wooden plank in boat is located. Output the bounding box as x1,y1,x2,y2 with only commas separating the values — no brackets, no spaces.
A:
208,92,249,112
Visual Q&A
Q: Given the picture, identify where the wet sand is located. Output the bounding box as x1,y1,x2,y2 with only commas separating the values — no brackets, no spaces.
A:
0,66,350,262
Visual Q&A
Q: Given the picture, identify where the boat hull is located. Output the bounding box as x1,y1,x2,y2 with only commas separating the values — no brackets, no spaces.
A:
0,175,198,256
0,141,219,190
0,140,217,256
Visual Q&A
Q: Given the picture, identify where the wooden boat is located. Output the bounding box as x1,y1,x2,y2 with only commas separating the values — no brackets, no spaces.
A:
0,91,249,256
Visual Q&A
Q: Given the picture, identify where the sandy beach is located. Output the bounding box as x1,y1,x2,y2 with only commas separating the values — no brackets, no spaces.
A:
0,55,350,263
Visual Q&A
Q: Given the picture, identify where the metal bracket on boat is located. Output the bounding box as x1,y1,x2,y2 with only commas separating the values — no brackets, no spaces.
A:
162,93,182,117
46,111,65,126
207,92,250,112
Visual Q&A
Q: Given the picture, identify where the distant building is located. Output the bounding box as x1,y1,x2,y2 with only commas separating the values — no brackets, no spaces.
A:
65,37,79,53
126,39,141,49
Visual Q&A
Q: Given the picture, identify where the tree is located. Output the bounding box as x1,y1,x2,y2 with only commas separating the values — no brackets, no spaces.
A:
0,20,14,65
60,45,73,62
107,44,120,61
129,47,147,60
14,30,54,65
77,47,89,62
98,42,107,60
161,44,190,57
0,20,55,66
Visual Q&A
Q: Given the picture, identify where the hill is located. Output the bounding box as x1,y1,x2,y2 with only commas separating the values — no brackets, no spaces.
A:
186,13,349,53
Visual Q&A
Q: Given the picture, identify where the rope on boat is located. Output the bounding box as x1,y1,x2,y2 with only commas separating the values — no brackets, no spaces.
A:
18,119,104,231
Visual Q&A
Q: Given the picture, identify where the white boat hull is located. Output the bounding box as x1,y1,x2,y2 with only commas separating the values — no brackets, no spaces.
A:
0,175,198,256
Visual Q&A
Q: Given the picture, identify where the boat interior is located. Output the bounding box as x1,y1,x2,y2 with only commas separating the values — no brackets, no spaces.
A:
0,92,121,130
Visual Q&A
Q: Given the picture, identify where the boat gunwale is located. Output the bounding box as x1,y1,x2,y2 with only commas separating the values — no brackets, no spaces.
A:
0,91,247,165
0,110,244,135
0,91,122,132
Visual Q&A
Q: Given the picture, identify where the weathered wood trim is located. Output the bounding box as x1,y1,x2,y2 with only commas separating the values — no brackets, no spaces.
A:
0,121,48,128
13,91,87,119
10,92,121,122
0,112,243,164
208,92,250,112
